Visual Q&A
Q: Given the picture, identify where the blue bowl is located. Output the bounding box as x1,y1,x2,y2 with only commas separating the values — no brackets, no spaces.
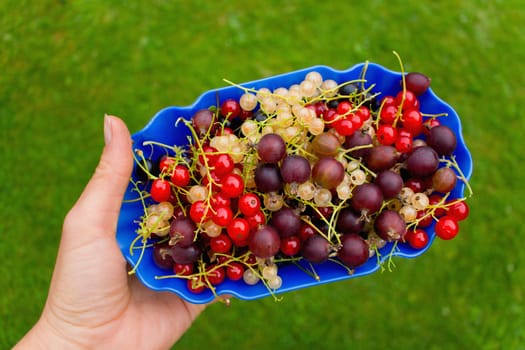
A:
117,62,473,304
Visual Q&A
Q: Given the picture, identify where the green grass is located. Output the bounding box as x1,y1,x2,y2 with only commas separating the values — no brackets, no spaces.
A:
2,0,524,348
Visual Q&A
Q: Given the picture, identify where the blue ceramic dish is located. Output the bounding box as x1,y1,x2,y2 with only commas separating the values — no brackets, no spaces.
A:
116,62,473,304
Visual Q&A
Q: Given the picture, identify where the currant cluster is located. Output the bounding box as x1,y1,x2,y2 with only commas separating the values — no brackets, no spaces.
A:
129,65,472,299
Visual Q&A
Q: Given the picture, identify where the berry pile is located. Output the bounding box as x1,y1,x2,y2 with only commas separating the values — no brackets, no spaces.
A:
128,62,472,300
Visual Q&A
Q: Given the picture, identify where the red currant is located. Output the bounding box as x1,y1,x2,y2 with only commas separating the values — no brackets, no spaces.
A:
356,106,371,122
215,126,234,136
245,210,266,231
170,164,191,187
211,206,233,227
395,135,413,153
376,124,397,145
313,101,328,118
314,206,333,220
227,218,250,243
336,101,352,115
201,170,222,192
174,263,194,276
416,210,433,228
349,113,363,130
220,99,241,120
429,194,447,217
405,229,429,249
435,216,460,240
158,155,176,174
397,129,412,138
199,145,218,166
402,109,423,136
405,178,426,193
447,200,470,221
210,192,231,209
215,255,229,265
189,200,209,223
238,193,261,217
380,105,398,124
226,261,245,281
381,95,395,107
280,235,301,256
220,173,245,198
333,117,355,136
213,153,235,177
210,233,232,254
395,90,419,111
412,98,420,110
299,222,316,242
323,109,338,124
423,118,441,134
244,253,257,265
187,277,206,293
240,109,252,121
150,179,172,202
206,265,226,285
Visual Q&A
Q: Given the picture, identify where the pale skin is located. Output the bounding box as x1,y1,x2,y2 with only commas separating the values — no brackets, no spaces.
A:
15,115,206,349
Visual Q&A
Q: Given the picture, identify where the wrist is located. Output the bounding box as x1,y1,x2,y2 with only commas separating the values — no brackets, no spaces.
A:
14,311,83,350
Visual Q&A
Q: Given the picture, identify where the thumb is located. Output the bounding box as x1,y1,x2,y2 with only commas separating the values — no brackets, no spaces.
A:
65,115,134,241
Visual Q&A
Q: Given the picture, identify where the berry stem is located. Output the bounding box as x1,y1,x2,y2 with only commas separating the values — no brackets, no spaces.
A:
328,257,354,275
392,50,406,128
133,149,159,181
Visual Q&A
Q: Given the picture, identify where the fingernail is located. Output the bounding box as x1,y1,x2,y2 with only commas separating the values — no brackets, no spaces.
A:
104,114,112,145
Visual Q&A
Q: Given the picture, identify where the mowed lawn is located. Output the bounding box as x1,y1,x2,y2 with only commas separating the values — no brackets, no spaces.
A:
1,1,524,349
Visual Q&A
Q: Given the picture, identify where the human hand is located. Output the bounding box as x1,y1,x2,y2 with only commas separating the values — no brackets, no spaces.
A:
15,115,206,349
